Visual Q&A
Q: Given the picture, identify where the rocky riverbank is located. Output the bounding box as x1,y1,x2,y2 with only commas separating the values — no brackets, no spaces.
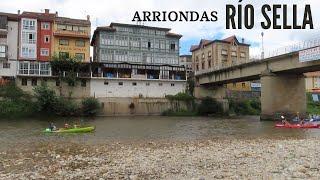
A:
1,138,320,179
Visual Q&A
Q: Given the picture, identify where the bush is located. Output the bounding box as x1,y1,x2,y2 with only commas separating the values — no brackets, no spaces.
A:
229,99,261,115
34,85,58,113
53,97,79,116
81,97,101,116
165,92,195,102
197,97,224,116
0,83,30,101
0,99,37,118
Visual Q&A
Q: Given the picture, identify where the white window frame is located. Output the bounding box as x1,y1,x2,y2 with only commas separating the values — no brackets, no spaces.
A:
41,22,50,30
40,48,49,56
44,35,50,43
22,19,36,30
0,45,6,58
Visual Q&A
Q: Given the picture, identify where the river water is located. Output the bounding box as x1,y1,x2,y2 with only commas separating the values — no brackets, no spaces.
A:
1,116,320,151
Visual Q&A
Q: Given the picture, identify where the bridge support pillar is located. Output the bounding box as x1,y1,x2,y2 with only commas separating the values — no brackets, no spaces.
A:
260,72,306,120
194,85,229,112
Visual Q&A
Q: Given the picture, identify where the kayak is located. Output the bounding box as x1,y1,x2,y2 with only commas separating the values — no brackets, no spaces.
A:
44,126,95,133
275,123,319,128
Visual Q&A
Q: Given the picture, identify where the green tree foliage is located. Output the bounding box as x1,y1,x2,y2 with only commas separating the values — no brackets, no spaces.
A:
229,99,261,115
0,83,36,118
81,97,101,116
33,84,57,113
197,97,224,116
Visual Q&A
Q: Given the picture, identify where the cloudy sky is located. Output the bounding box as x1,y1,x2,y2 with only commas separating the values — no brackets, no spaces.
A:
1,0,319,57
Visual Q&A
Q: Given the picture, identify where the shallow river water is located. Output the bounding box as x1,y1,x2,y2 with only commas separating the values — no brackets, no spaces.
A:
1,116,320,151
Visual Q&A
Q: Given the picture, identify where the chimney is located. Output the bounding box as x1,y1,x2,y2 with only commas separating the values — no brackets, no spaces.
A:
55,11,58,17
17,10,20,15
45,9,49,14
242,38,244,43
87,15,90,21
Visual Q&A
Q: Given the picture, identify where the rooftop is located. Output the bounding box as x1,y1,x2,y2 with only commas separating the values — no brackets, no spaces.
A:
190,36,250,52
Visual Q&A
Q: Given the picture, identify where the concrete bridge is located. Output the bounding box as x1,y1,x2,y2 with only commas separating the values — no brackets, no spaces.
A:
195,46,320,120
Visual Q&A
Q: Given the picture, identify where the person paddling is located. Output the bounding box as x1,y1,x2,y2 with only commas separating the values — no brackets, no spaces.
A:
281,116,291,125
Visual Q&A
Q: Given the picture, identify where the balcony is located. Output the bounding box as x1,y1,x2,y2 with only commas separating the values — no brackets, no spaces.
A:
0,45,7,60
53,29,90,39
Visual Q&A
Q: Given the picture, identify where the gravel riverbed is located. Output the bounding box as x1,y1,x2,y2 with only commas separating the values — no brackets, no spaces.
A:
1,138,320,179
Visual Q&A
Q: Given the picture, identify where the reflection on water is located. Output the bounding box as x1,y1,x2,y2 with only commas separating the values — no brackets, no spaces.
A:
0,116,319,150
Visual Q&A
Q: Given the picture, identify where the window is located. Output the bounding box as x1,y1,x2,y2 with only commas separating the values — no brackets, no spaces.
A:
44,35,50,43
40,48,49,56
208,51,212,57
132,82,137,86
59,39,69,46
148,42,151,49
22,32,36,44
75,40,85,47
171,83,175,86
202,53,205,59
240,52,246,58
233,83,236,87
231,51,237,57
196,64,199,71
208,60,211,68
59,52,69,59
0,45,6,57
202,62,205,69
29,62,39,75
242,83,246,88
22,19,36,30
146,82,150,86
118,82,123,86
81,80,86,87
104,81,109,85
75,53,85,61
56,80,60,87
221,50,228,55
19,62,29,74
73,26,79,31
159,83,163,86
3,62,10,68
21,78,27,86
31,78,37,86
41,22,50,30
40,63,50,75
170,43,176,51
21,46,36,58
66,25,72,31
79,27,86,32
57,24,66,30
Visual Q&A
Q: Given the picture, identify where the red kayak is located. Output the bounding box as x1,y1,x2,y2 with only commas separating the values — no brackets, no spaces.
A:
275,123,319,128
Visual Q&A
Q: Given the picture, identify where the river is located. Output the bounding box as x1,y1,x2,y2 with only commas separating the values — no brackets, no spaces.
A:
2,116,320,179
1,116,320,150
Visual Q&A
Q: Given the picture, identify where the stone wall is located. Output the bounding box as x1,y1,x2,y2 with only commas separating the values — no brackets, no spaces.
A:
97,97,188,116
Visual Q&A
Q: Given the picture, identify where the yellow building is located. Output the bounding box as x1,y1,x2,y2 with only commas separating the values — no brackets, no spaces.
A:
227,82,251,91
305,72,320,93
190,36,252,92
52,15,91,62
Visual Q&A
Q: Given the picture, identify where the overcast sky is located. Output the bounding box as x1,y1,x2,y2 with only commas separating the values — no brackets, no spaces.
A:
1,0,319,57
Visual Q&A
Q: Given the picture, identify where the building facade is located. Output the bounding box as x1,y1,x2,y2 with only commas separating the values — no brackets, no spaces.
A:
190,36,251,92
52,15,91,62
91,23,186,98
179,55,192,76
15,9,91,90
0,12,19,83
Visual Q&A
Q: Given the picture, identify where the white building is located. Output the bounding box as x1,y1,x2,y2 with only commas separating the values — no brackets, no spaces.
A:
91,23,186,98
0,12,19,81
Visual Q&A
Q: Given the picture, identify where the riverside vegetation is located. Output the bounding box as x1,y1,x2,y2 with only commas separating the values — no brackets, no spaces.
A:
0,83,100,119
162,92,261,116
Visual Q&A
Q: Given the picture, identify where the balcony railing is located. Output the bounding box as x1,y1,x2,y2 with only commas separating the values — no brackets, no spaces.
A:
54,29,90,38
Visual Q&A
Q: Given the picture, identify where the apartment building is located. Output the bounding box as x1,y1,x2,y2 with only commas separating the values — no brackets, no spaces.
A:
0,12,18,83
91,23,186,98
190,36,251,92
52,15,91,61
